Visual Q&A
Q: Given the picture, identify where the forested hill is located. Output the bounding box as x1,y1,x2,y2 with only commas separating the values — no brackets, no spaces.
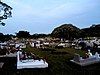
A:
0,24,100,42
81,24,100,37
51,24,81,39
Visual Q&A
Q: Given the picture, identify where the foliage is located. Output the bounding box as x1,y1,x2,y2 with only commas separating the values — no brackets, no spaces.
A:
1,46,98,75
0,1,12,26
16,31,30,38
0,33,12,42
51,24,81,40
1,23,100,40
81,24,100,37
30,33,48,39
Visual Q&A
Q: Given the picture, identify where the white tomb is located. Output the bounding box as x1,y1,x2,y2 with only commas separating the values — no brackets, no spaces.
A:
0,52,17,57
17,51,48,69
70,50,100,66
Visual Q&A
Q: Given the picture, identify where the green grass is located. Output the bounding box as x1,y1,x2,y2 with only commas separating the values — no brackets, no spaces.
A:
1,45,100,75
20,46,100,75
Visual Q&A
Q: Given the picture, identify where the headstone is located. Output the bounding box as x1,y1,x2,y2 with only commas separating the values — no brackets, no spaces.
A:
17,51,20,63
73,54,80,62
95,52,100,58
0,62,4,68
88,49,92,56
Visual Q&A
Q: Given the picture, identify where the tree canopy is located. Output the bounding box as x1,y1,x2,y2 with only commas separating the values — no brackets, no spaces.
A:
16,31,30,38
31,34,48,39
1,24,100,40
0,0,12,26
81,24,100,37
0,33,12,42
51,24,81,40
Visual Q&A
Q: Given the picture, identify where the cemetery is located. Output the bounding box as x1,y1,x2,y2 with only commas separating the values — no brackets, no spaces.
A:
0,37,100,75
0,38,100,75
0,0,100,74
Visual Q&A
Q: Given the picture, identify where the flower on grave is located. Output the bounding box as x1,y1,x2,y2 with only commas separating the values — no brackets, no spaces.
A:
85,53,89,58
29,56,32,58
20,55,23,59
34,55,36,60
28,56,31,58
43,58,46,64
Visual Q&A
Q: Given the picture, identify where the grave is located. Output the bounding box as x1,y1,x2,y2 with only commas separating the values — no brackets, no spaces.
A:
70,50,100,66
17,51,48,69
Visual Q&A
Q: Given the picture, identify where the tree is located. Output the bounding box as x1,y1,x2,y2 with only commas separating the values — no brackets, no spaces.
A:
0,33,4,42
51,24,81,40
30,33,48,39
16,31,30,38
0,0,12,26
0,33,12,42
81,24,100,37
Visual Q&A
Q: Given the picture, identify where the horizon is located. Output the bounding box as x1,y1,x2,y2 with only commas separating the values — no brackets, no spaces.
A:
0,0,100,35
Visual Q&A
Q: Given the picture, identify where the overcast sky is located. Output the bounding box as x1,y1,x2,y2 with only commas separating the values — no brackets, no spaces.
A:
0,0,100,34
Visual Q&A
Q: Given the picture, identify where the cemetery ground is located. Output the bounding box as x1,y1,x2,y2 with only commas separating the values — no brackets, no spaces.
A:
0,46,100,75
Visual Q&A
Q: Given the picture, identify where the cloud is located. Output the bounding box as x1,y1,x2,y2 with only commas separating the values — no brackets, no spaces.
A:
46,0,96,18
5,0,97,21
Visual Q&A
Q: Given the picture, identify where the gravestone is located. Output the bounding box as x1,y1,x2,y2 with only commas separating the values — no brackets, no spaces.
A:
73,54,80,62
95,52,100,58
0,62,4,68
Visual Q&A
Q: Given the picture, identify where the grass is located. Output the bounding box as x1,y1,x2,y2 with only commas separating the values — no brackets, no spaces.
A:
0,45,100,75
